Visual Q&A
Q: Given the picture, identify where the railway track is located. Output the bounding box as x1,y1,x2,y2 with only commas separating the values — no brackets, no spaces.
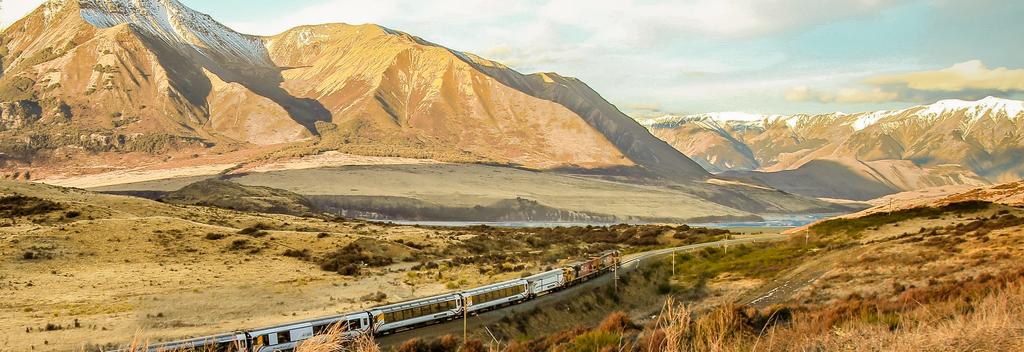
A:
132,233,787,351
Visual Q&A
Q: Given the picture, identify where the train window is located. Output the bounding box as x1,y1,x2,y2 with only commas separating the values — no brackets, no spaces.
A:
313,324,328,335
277,331,290,343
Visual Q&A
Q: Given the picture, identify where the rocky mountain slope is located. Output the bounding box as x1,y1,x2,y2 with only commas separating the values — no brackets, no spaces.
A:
0,0,709,182
644,97,1022,199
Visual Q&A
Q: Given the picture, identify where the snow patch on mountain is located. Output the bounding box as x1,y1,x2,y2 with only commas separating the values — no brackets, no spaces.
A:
916,96,1023,120
851,110,890,131
646,97,1024,135
77,0,271,66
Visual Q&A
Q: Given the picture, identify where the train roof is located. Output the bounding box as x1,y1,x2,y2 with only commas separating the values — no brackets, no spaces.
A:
523,268,564,280
460,278,527,295
144,332,243,350
368,292,462,312
246,311,370,334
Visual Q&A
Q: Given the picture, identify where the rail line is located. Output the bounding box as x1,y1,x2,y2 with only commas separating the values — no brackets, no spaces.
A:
129,234,786,352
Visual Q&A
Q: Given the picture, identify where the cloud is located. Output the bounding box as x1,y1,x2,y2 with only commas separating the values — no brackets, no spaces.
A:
833,88,900,103
788,60,1024,105
785,86,898,104
865,60,1024,92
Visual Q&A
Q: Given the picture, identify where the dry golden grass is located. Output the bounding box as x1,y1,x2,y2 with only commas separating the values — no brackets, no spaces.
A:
103,323,382,352
655,272,1024,352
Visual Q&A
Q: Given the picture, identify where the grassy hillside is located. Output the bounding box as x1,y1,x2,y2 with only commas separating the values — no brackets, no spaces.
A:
0,180,743,351
385,198,1024,351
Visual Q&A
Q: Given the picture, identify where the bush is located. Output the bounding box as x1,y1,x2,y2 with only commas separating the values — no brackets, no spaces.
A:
570,331,620,352
460,340,486,352
360,291,388,302
597,311,636,333
319,243,393,276
427,335,460,352
238,223,271,236
228,239,250,251
657,282,673,295
397,338,429,352
0,195,63,217
204,233,226,240
282,249,311,259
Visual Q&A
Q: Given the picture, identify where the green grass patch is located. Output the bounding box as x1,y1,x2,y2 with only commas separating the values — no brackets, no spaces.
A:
673,242,814,285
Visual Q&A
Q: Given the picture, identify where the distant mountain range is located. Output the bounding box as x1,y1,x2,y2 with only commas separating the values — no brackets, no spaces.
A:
0,0,706,181
0,0,855,220
643,97,1023,200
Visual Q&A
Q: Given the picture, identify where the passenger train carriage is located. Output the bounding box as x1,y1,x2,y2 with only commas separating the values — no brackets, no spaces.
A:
369,293,463,334
461,279,529,314
133,250,620,352
248,312,372,351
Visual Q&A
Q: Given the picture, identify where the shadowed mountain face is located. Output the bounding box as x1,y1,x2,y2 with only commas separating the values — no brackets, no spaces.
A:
0,0,709,181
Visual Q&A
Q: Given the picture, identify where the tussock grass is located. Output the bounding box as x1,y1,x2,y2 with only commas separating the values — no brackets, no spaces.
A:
103,323,380,352
477,269,1024,352
811,200,991,236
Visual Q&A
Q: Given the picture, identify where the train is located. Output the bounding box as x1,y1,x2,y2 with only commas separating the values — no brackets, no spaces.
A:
140,250,621,352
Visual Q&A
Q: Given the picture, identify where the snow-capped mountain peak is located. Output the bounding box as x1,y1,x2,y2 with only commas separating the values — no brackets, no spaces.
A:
77,0,271,66
917,96,1024,120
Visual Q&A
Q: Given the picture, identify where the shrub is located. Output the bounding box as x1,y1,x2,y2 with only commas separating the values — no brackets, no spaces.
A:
428,335,460,352
0,195,63,217
228,239,250,251
204,233,226,240
360,292,388,302
319,243,393,276
282,249,311,259
238,223,271,236
397,338,429,352
597,311,636,333
459,340,486,352
570,330,620,352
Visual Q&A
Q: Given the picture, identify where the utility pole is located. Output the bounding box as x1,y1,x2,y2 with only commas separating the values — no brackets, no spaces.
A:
463,299,469,343
613,260,619,292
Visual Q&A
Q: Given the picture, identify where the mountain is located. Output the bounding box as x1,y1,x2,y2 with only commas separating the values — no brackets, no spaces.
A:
0,0,707,181
643,97,1023,200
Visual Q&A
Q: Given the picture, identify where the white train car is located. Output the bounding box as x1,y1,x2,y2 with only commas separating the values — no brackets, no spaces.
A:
248,311,371,351
142,332,247,352
460,279,529,314
524,269,565,297
369,293,463,334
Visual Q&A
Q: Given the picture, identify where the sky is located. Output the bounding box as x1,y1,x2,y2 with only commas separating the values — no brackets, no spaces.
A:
2,0,1024,117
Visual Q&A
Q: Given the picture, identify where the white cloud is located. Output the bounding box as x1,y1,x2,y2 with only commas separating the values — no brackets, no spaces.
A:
784,60,1024,106
786,86,899,103
866,60,1024,92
